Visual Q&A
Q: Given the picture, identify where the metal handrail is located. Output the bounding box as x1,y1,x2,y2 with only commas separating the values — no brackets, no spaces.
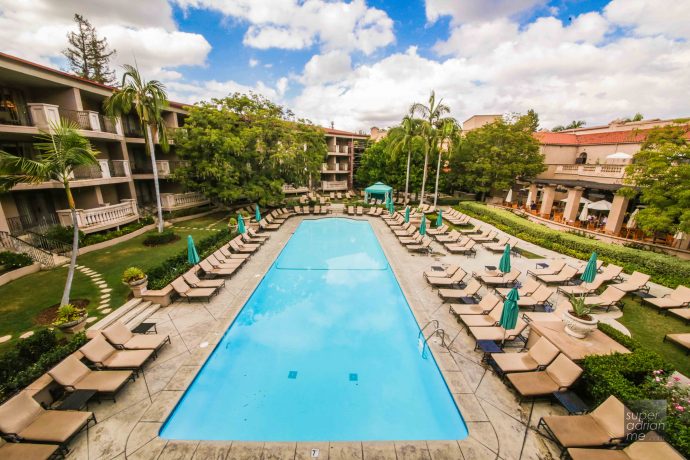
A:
24,231,72,256
0,231,55,267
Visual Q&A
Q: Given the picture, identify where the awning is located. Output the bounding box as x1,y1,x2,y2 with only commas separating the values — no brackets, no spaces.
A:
364,182,393,201
587,200,612,211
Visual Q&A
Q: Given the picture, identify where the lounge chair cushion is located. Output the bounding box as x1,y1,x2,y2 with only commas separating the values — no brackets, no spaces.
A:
74,370,133,392
492,338,558,373
80,334,116,363
507,370,563,396
102,321,133,346
0,443,60,460
18,409,91,443
48,355,91,387
542,415,618,447
122,334,169,350
0,391,44,434
101,349,152,369
566,448,628,460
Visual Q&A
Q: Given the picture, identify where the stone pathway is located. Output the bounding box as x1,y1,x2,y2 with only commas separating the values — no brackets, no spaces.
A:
74,264,112,321
173,226,221,232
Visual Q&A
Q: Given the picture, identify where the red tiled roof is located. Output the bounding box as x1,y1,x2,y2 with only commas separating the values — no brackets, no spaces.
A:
323,127,369,138
534,128,687,146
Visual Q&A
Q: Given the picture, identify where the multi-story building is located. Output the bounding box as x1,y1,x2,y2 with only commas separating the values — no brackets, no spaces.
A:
321,128,368,191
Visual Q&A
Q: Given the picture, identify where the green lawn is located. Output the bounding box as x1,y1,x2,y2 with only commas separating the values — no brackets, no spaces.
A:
0,211,230,348
617,297,690,376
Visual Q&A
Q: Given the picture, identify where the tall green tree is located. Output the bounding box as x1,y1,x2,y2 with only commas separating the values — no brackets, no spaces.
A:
0,120,98,306
173,93,326,205
355,135,425,192
448,113,544,200
623,125,690,233
389,115,421,204
63,14,116,85
433,118,460,207
105,65,169,232
410,91,454,204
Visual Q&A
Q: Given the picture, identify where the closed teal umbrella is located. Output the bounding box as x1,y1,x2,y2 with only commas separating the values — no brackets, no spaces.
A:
237,213,246,234
581,252,598,283
187,235,200,265
498,244,511,273
436,209,443,227
255,204,261,222
404,206,410,223
419,215,427,235
500,288,520,344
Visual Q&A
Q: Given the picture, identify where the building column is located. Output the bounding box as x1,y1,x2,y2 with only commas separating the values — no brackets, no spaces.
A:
605,194,630,235
562,187,584,223
540,185,557,218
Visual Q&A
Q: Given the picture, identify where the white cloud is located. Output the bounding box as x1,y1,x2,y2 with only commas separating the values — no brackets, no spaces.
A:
173,0,395,55
605,0,690,39
301,51,352,85
249,58,259,67
425,0,547,24
166,78,284,105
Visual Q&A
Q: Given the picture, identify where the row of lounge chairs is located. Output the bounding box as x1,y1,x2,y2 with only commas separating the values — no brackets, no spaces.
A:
382,211,433,253
294,205,329,215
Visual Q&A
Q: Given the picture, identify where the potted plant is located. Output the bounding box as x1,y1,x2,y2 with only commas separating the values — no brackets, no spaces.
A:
228,217,238,231
122,266,148,296
52,304,87,333
563,294,598,338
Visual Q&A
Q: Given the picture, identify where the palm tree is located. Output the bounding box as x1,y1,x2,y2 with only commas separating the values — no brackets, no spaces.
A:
0,120,98,306
433,118,460,208
105,64,169,233
390,115,419,204
410,91,452,205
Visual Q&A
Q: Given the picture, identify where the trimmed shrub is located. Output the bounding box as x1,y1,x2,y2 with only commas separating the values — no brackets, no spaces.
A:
0,251,33,271
457,202,690,288
143,229,180,247
81,216,154,246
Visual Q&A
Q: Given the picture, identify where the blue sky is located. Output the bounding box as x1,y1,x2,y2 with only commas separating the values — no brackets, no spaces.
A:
1,0,688,131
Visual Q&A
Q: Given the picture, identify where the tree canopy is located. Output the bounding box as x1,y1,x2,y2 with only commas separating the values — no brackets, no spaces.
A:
63,14,116,85
355,134,426,191
552,120,586,132
173,93,326,205
624,125,690,233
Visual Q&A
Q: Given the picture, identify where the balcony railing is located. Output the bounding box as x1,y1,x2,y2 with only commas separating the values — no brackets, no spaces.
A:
26,103,123,135
72,164,103,180
58,108,92,130
160,191,210,211
321,180,348,191
282,184,309,194
330,145,349,154
109,160,130,177
321,163,349,172
56,199,138,234
540,163,627,185
6,213,59,235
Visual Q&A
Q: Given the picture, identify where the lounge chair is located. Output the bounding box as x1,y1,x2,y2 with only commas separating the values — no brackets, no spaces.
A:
48,355,133,399
568,437,685,460
248,227,270,241
427,224,448,236
399,233,422,245
356,206,364,215
538,396,630,451
212,251,247,267
668,307,690,324
537,265,578,284
527,260,567,278
265,214,285,225
664,333,690,354
435,229,461,243
406,236,432,253
496,278,540,298
367,206,377,215
425,268,467,287
171,278,219,302
199,259,237,277
294,205,305,215
80,335,154,372
449,287,499,315
475,269,521,287
643,285,690,311
336,192,343,199
313,205,321,214
582,286,626,312
372,207,382,216
329,192,335,199
0,391,95,447
0,442,60,460
183,267,226,289
469,229,496,242
259,218,280,231
347,205,355,215
241,232,264,246
518,285,555,311
613,271,651,293
468,318,529,345
557,274,607,296
393,223,415,236
575,258,604,274
229,239,258,253
321,205,329,214
459,298,504,327
490,337,559,375
506,354,582,400
102,321,170,353
482,236,509,251
423,264,460,279
445,240,477,256
218,246,251,260
439,279,482,302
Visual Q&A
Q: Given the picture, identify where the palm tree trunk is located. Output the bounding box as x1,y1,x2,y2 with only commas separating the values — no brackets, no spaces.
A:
146,124,165,233
404,145,411,204
433,149,442,208
61,184,79,307
419,145,429,205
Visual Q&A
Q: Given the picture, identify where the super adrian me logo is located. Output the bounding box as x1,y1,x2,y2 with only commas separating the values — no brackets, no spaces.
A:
625,399,668,442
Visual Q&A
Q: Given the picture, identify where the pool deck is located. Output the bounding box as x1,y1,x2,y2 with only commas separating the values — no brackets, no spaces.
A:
64,212,602,460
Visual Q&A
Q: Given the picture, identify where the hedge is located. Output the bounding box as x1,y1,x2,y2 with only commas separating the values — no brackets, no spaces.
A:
456,202,690,288
0,251,33,272
147,228,236,290
0,329,87,403
81,216,154,246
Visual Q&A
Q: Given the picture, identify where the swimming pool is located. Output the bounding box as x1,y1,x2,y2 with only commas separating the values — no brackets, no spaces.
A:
160,218,468,441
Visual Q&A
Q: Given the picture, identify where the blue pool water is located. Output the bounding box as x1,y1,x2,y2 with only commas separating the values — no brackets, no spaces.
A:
160,218,468,441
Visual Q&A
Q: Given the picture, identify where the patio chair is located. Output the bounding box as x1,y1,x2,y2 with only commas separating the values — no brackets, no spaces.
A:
241,232,265,246
506,354,582,401
536,265,578,284
329,192,335,199
199,259,237,277
259,218,280,231
643,285,690,311
567,437,685,460
80,334,155,373
459,299,504,327
668,307,690,324
347,205,355,215
102,321,170,353
172,277,219,302
313,205,321,214
475,269,521,287
449,286,499,315
425,268,467,287
482,236,509,252
423,264,460,279
575,258,604,275
613,271,651,293
445,240,477,256
48,355,134,399
229,239,258,254
439,279,482,302
526,260,566,278
490,336,559,375
356,206,364,215
538,396,630,451
183,268,225,289
435,229,461,243
248,227,270,241
206,254,243,271
468,318,529,345
582,286,626,312
469,228,494,241
0,442,60,460
367,206,377,215
518,285,555,311
663,333,690,354
0,391,95,447
399,233,422,245
557,274,607,296
496,278,540,298
427,224,448,236
406,236,433,253
394,223,416,237
294,205,304,215
218,246,251,260
265,214,285,225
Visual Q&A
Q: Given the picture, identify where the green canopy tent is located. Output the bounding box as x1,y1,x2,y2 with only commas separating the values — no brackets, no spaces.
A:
364,182,393,203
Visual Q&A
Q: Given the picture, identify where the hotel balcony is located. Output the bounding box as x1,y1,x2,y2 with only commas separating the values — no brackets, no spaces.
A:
282,184,309,194
10,159,131,190
321,180,348,191
321,163,349,173
56,199,139,234
540,164,626,185
329,144,350,156
160,191,210,212
131,160,189,179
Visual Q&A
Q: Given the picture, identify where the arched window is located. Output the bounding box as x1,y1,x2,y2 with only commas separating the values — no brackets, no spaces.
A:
576,151,587,164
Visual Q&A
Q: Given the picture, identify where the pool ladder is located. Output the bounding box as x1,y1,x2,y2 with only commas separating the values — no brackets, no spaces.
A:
418,320,449,358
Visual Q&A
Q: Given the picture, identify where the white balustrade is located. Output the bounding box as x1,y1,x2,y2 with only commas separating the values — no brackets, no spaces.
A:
27,103,60,130
160,191,210,211
56,199,138,232
321,180,348,191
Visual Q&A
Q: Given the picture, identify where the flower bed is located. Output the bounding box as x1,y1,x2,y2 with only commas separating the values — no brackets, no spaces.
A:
456,202,690,288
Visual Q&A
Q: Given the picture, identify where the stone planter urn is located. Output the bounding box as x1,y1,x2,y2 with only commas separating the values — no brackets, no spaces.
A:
563,310,598,339
127,276,148,298
56,314,88,333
